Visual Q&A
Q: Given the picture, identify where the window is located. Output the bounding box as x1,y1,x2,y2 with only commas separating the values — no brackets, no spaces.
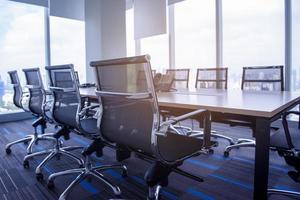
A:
0,1,45,113
174,0,215,86
50,16,86,83
126,8,135,57
223,0,284,89
140,34,169,73
292,0,300,91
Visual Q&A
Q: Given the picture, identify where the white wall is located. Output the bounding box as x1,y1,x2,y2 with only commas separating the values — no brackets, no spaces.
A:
85,0,127,82
85,0,102,81
100,0,126,60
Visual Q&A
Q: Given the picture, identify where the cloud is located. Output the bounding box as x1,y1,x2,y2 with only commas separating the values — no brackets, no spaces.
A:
0,2,86,84
0,3,45,84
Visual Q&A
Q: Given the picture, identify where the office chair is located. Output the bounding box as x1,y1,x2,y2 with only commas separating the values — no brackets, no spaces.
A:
161,68,190,127
43,64,127,200
74,71,80,85
224,65,284,157
268,111,300,198
91,55,214,200
190,67,234,144
23,66,92,181
195,67,228,89
5,70,56,155
166,68,190,89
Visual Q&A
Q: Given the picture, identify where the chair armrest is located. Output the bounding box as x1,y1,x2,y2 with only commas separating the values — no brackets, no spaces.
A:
45,90,52,95
78,104,100,117
49,86,75,92
25,85,41,89
281,111,300,149
157,109,207,136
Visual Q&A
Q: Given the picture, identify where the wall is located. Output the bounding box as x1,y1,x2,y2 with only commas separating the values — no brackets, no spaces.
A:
85,0,127,82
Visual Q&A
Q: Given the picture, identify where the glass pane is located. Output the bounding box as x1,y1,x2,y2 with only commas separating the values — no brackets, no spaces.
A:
223,0,284,89
141,34,169,73
0,1,45,113
174,0,216,86
126,8,135,57
292,0,300,91
50,16,86,84
98,63,150,93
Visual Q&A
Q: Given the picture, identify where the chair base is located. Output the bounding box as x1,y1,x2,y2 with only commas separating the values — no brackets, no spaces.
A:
47,156,127,200
23,138,84,179
189,130,235,145
268,188,300,198
224,138,256,157
5,132,56,155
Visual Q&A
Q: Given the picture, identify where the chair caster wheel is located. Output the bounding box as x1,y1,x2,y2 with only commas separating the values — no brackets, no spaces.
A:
5,148,11,154
23,160,30,168
47,180,55,189
224,151,229,157
122,170,128,178
36,173,44,181
208,149,214,154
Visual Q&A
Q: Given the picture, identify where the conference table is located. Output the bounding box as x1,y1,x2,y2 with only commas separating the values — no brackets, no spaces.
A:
80,87,300,200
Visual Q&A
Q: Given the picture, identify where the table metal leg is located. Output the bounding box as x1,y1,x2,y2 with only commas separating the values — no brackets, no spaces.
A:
254,117,270,200
202,111,212,148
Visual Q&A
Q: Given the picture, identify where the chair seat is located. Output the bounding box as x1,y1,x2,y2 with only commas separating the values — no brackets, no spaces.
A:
270,128,300,151
80,118,98,135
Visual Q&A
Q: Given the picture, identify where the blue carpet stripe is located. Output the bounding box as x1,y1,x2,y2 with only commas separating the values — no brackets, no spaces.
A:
186,188,215,200
161,190,179,200
212,153,289,173
209,174,253,190
186,159,219,171
80,180,99,194
15,129,100,195
2,128,11,135
130,175,190,200
274,185,300,192
72,136,89,146
186,158,252,191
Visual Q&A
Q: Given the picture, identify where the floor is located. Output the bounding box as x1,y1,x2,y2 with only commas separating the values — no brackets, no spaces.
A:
0,119,299,200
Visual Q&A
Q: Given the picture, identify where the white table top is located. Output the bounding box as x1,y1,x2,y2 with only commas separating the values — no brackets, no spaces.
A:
80,87,300,118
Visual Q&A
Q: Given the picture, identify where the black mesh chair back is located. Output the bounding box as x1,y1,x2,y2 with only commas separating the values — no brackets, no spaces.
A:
166,68,190,89
195,68,228,89
23,68,45,115
8,70,23,109
45,64,80,129
91,55,205,163
74,71,80,85
93,56,157,154
242,66,284,91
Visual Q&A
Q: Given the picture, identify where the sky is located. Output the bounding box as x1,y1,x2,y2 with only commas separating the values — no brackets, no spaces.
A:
0,0,86,86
